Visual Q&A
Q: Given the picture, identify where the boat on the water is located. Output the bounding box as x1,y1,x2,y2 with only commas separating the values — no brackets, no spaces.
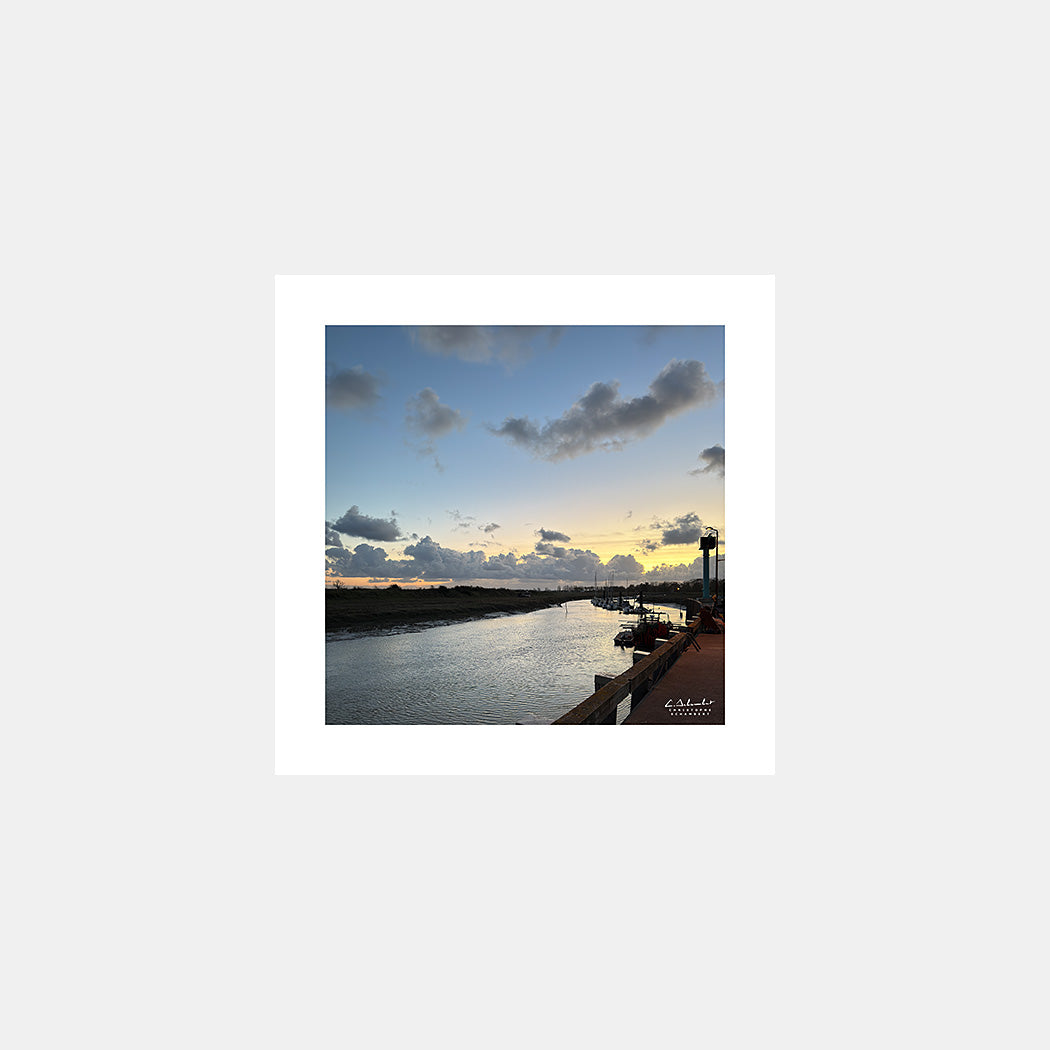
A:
627,610,673,651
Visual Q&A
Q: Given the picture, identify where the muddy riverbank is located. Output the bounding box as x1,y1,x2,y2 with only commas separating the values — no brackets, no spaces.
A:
325,585,590,634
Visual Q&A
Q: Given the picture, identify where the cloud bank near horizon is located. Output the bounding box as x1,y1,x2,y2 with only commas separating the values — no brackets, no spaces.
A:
324,536,716,585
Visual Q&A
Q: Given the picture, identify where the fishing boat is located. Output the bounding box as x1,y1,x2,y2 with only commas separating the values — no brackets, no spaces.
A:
630,610,673,652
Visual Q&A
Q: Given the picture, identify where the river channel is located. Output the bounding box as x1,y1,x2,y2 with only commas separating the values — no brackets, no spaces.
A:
325,598,687,724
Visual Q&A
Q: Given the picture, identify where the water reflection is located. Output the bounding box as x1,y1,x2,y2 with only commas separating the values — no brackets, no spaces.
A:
325,599,684,724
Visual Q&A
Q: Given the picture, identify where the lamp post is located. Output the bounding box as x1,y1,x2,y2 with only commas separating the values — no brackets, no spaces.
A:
711,528,720,603
699,528,718,601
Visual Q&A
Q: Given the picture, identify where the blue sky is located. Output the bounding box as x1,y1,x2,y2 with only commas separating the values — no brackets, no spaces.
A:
325,325,725,587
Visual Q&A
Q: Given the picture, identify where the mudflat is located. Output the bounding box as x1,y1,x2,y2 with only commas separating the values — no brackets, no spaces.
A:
325,586,589,633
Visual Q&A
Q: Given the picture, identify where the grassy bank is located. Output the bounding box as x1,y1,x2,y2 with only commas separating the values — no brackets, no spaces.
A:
325,585,591,633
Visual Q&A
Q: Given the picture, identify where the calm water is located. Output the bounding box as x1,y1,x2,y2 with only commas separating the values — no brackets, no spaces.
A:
326,598,687,724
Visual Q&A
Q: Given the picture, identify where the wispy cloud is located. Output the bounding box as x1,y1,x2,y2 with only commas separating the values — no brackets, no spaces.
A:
406,389,467,471
412,326,563,365
641,325,683,345
447,509,479,534
489,359,722,461
641,325,722,345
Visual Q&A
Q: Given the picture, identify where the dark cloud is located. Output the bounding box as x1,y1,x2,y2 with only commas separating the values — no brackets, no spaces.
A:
330,505,402,542
413,326,563,365
325,533,723,585
326,536,639,584
326,365,382,410
325,542,397,578
660,512,704,546
605,554,645,578
491,416,541,447
534,542,567,557
688,444,725,479
537,528,571,542
401,536,490,577
489,359,722,460
635,510,715,552
515,547,604,582
325,522,343,547
415,326,490,362
481,522,500,533
406,388,467,438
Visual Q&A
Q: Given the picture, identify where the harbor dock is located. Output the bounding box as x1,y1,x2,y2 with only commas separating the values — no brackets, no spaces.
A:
622,633,724,724
551,611,725,725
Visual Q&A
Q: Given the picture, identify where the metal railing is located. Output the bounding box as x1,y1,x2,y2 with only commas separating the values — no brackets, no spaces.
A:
552,616,704,725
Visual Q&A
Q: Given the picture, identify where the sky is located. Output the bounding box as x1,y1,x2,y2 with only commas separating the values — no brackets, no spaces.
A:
325,325,725,588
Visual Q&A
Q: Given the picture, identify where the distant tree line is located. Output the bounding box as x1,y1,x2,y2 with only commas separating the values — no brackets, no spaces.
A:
327,579,722,595
589,579,725,596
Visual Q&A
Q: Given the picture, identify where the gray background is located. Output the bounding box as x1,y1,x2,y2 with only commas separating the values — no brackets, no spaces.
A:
4,1,1041,1048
